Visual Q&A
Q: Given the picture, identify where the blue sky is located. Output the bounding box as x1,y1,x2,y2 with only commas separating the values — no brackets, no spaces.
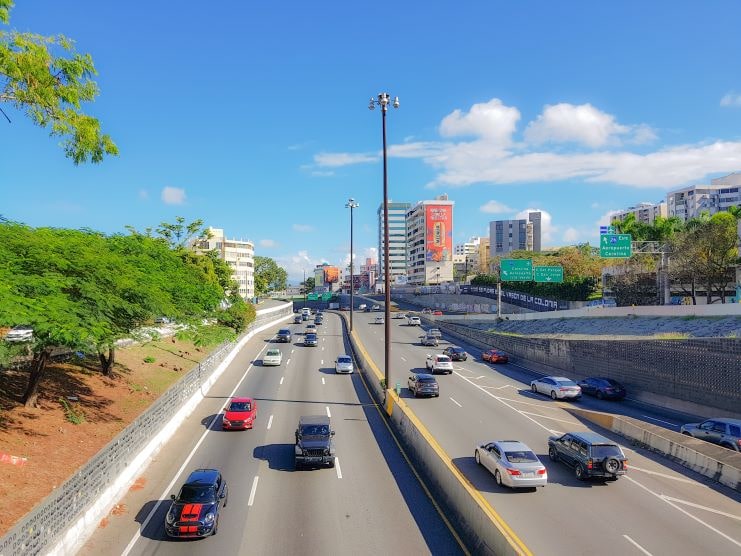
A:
3,1,741,283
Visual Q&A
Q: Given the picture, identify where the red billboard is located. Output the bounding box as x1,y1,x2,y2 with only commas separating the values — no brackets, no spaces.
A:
425,205,452,262
324,266,339,283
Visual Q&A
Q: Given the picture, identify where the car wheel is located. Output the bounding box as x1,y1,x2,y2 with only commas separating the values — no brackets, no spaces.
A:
550,391,558,400
328,458,336,468
720,442,736,451
681,431,692,436
548,446,559,461
531,384,538,393
494,470,503,486
604,457,621,474
475,450,481,465
596,391,604,400
575,464,586,481
212,517,218,536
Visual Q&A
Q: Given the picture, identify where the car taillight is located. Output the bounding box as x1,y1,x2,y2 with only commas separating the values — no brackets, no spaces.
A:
623,460,628,469
506,468,522,476
587,459,593,469
537,468,547,475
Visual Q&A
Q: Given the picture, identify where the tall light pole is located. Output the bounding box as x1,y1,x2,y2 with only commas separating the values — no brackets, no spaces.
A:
370,92,399,397
346,198,359,331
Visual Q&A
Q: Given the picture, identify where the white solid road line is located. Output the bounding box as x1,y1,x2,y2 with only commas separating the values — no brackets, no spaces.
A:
280,376,284,385
326,406,332,418
322,377,325,385
625,476,741,549
518,410,580,425
660,495,741,521
623,534,653,555
121,341,270,556
629,465,704,485
642,415,680,428
449,397,462,408
335,457,343,479
248,476,259,507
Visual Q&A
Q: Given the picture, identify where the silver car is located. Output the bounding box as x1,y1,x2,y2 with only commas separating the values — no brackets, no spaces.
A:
420,334,439,347
407,373,439,397
680,418,741,451
530,376,582,400
475,440,547,489
335,355,354,374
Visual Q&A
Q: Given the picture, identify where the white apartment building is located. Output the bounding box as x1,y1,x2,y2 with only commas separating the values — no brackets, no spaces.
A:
667,173,741,222
611,201,668,225
489,212,542,257
378,201,410,288
194,227,255,300
406,195,454,285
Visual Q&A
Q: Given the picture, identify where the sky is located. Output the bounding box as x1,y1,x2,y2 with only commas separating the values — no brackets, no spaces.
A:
3,1,741,283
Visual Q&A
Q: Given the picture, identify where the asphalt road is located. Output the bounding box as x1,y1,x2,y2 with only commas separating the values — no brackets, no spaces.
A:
348,306,741,556
80,313,463,556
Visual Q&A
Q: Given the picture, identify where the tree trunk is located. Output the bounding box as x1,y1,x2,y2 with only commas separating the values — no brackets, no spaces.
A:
691,279,696,305
98,347,115,376
22,350,50,408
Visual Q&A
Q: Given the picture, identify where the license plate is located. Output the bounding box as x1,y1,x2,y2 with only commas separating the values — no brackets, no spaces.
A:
521,472,535,477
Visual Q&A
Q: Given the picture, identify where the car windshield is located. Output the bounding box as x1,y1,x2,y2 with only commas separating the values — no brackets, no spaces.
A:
451,348,464,353
437,356,451,363
178,485,216,503
555,379,578,386
266,350,280,356
419,377,437,383
306,334,317,339
338,357,351,364
301,424,330,436
592,445,623,458
279,329,290,334
505,450,539,463
228,401,251,412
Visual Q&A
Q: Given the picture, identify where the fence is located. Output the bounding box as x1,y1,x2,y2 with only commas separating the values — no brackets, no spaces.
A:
0,304,292,556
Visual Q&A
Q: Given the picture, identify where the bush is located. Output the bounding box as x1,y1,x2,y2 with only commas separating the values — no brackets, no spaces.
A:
217,298,257,332
143,356,155,363
59,398,85,425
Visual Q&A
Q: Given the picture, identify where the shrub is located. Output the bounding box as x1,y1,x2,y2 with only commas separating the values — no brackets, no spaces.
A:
143,356,155,363
59,398,85,425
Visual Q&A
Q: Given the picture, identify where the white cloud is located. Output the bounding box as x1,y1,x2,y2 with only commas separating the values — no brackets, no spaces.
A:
720,92,741,107
562,227,581,243
597,209,622,227
480,200,514,214
259,239,277,248
439,98,520,145
275,250,324,284
293,224,315,233
525,103,644,147
161,186,186,205
314,152,378,167
515,208,557,244
363,247,378,263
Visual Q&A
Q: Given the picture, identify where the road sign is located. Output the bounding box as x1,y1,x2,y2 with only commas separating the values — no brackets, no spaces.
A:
307,293,319,301
534,266,564,283
599,225,616,235
321,292,332,301
600,234,632,258
500,259,533,281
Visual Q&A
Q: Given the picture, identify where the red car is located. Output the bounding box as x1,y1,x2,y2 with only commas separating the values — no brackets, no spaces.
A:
482,349,509,363
432,310,443,316
222,397,257,430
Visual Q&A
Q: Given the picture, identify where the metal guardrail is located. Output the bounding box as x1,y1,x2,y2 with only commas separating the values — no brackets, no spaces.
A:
0,305,292,556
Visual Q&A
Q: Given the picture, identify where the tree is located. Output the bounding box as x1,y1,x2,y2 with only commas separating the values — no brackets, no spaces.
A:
217,298,256,332
302,277,315,292
0,1,117,163
155,217,209,250
253,256,288,296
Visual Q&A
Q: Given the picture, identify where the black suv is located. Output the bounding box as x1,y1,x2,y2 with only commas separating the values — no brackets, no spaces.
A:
165,469,228,538
443,346,468,361
548,432,627,481
295,415,335,469
276,328,292,342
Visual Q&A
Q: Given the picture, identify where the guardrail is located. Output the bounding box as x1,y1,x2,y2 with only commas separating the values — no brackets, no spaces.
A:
0,303,293,556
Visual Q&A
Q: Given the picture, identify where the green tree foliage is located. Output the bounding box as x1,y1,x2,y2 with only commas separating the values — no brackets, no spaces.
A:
217,298,257,333
302,277,315,292
254,256,288,296
0,2,117,163
613,213,683,242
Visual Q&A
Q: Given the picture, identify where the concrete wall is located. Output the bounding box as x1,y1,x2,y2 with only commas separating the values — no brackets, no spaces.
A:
428,320,741,419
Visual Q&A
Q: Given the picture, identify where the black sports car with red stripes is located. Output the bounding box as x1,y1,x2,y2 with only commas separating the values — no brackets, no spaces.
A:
165,469,228,538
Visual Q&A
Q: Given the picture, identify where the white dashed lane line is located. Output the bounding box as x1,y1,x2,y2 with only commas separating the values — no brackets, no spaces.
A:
267,415,273,430
320,360,324,365
286,358,291,365
326,406,332,418
248,476,259,507
335,457,343,479
322,377,325,385
449,397,462,407
280,376,284,385
622,535,653,556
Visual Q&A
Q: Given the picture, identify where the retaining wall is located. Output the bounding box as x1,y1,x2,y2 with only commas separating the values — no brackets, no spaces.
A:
0,303,293,556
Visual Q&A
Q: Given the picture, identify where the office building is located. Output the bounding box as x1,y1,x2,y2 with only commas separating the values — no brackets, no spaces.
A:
667,175,741,222
611,201,668,225
489,212,542,257
378,201,411,289
406,195,455,285
194,227,254,300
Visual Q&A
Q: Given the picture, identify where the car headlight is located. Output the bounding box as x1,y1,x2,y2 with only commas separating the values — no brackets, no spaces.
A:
222,419,230,425
324,448,330,455
204,512,215,524
295,445,302,455
166,510,176,524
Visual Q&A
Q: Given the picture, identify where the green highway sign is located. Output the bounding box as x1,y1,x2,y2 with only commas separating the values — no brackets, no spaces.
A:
600,234,632,258
307,293,319,301
321,292,332,301
534,266,564,283
501,259,533,281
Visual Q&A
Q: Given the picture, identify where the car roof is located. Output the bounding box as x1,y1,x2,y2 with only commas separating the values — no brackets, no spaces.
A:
185,468,220,484
568,431,617,445
414,373,436,379
337,354,351,359
299,415,330,425
278,328,291,332
547,376,574,381
492,440,532,451
704,417,741,425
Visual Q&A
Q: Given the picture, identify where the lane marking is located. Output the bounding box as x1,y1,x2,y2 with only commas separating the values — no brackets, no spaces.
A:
400,356,407,362
642,415,679,428
623,535,653,556
322,377,326,385
483,384,517,390
291,349,295,354
267,415,273,430
247,476,259,507
449,397,462,408
321,359,324,365
660,496,741,521
121,340,270,556
280,376,284,385
625,476,741,548
629,465,704,485
326,406,332,418
518,410,580,425
322,346,325,351
335,457,343,479
286,358,291,365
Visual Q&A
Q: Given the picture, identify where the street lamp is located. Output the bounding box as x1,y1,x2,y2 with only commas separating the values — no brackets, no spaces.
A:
369,92,399,397
346,198,359,332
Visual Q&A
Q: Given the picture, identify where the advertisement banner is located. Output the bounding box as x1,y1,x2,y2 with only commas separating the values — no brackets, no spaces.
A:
324,266,339,284
425,205,452,262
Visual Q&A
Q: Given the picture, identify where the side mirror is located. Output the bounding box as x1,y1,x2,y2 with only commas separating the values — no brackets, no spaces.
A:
170,494,176,500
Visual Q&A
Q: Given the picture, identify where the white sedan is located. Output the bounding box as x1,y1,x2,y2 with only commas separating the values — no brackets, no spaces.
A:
530,376,581,400
475,440,547,489
374,316,385,324
335,355,354,374
263,348,283,366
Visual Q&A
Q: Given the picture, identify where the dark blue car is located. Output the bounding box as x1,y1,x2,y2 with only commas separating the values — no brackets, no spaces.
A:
577,377,626,400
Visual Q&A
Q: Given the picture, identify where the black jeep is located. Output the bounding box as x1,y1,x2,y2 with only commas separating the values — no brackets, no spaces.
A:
295,415,335,469
548,431,628,481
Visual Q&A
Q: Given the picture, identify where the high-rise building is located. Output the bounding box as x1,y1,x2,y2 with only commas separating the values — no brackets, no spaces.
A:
489,212,541,257
476,237,490,274
194,227,254,300
611,201,668,225
667,175,741,222
378,201,411,288
405,195,454,285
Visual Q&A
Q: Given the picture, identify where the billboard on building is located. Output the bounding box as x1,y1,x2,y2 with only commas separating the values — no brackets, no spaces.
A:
324,266,340,283
314,268,325,286
425,205,452,262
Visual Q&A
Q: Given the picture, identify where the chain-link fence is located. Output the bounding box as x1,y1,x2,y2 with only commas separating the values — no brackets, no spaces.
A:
0,304,292,556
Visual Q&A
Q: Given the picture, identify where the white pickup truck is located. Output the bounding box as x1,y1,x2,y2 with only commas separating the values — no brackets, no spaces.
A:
426,354,453,374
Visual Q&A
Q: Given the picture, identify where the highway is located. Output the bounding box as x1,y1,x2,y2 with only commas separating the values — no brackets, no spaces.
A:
348,306,741,555
80,312,463,555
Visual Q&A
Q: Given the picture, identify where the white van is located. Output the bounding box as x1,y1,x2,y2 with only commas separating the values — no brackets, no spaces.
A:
358,304,367,311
